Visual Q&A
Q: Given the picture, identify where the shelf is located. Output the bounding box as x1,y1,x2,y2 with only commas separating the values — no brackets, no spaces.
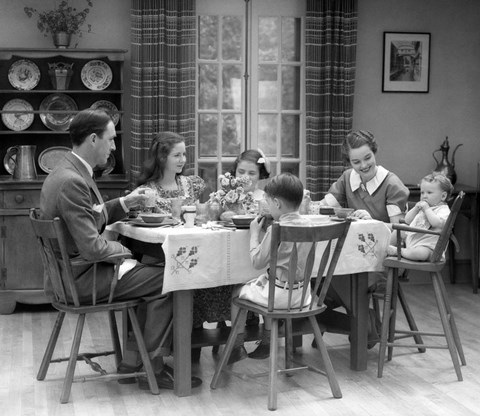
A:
0,130,124,135
0,90,124,94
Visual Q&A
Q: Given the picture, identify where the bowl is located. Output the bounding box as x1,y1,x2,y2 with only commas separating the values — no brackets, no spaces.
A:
139,213,170,223
231,214,256,227
334,207,355,219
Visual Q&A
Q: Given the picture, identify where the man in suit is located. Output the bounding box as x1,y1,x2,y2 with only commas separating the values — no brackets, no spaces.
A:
40,109,201,390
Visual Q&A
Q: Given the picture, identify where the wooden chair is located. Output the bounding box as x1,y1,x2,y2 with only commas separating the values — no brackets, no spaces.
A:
29,208,159,403
211,220,351,411
377,192,467,381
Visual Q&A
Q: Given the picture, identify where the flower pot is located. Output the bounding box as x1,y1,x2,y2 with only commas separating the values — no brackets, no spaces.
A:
52,32,72,49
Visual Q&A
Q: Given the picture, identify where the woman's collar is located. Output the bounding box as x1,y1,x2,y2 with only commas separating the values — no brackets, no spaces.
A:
350,165,389,195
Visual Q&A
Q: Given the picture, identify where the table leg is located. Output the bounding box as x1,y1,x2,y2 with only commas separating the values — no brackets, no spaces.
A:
349,272,369,371
173,290,193,397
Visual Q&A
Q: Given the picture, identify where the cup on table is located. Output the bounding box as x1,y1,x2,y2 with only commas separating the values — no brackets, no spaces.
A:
142,189,156,212
182,205,197,228
171,198,186,221
195,202,208,225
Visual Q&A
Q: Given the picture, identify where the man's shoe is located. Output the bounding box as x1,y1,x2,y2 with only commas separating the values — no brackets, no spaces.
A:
117,362,142,384
138,364,202,390
248,341,270,359
227,345,248,365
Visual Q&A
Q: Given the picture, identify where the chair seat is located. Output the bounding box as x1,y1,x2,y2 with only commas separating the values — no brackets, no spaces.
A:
233,297,327,320
384,256,445,273
52,298,143,314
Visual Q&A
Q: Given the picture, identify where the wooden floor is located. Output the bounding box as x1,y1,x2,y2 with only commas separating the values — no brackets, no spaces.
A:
1,282,479,416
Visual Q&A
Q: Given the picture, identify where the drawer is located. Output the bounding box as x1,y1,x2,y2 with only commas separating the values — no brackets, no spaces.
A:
3,190,39,209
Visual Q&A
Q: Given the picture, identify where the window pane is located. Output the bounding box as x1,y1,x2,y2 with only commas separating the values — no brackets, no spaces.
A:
281,17,301,61
280,162,299,177
222,65,242,110
281,115,299,157
199,64,218,109
222,16,242,61
222,114,242,155
199,15,218,60
258,114,277,155
199,163,218,201
281,66,300,110
199,114,218,157
258,17,278,61
258,65,277,110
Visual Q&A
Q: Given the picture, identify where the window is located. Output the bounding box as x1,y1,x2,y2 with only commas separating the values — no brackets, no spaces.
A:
196,0,305,196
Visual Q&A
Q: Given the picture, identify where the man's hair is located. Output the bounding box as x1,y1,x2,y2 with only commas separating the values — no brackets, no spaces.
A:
421,172,454,198
69,109,113,146
264,172,304,208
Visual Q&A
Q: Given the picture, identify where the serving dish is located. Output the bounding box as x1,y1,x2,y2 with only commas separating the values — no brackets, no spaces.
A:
39,93,77,131
231,214,256,228
38,146,71,173
90,100,120,125
81,60,113,90
129,218,178,227
1,99,34,131
8,59,40,90
139,213,171,224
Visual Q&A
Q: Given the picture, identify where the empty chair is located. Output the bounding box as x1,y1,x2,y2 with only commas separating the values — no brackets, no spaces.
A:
211,220,350,411
30,208,159,403
378,192,466,380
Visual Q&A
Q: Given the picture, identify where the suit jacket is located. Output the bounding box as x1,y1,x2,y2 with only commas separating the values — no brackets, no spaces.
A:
40,152,128,299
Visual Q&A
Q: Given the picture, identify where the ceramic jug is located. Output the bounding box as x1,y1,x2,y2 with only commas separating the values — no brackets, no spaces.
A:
432,137,463,185
7,145,38,180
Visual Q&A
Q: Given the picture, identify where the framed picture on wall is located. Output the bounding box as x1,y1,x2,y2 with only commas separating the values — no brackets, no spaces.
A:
382,32,431,93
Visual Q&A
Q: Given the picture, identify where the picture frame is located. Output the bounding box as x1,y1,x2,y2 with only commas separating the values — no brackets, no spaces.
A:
382,32,431,93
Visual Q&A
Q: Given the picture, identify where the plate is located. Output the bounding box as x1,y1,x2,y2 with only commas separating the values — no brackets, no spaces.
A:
3,147,17,174
8,59,41,90
39,93,78,131
1,99,34,131
90,100,119,125
129,218,179,227
94,153,115,175
38,146,71,174
81,60,113,90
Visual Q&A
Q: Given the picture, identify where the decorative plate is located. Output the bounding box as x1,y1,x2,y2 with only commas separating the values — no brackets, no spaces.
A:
1,99,34,131
38,146,71,173
4,147,17,175
39,93,78,131
90,100,119,125
94,153,116,176
81,60,113,90
8,59,41,90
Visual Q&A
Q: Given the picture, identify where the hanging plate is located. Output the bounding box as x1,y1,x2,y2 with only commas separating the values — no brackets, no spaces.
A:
39,93,77,131
38,146,72,174
81,60,113,90
8,59,41,90
1,99,34,131
90,100,119,125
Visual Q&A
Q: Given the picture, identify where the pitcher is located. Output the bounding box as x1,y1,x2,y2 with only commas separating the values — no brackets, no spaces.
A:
7,145,38,180
432,137,463,185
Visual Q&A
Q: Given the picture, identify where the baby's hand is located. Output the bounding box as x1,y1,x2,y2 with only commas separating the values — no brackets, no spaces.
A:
415,201,430,211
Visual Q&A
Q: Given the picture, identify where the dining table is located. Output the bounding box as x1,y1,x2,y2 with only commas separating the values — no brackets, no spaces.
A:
107,217,391,397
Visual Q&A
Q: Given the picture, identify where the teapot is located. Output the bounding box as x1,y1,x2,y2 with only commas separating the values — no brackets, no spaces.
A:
6,145,38,180
432,137,463,185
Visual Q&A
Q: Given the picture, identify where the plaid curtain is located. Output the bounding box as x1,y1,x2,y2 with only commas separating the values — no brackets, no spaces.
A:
130,0,196,186
305,0,357,200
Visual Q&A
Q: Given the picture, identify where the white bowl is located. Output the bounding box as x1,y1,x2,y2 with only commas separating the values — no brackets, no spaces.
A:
231,214,256,227
139,213,170,223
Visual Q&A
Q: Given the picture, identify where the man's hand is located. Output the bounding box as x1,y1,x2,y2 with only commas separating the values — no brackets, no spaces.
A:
123,188,150,209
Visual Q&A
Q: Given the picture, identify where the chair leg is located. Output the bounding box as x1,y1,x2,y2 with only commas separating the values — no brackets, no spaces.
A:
37,311,65,381
397,283,426,353
378,269,394,378
431,273,463,381
268,318,279,411
210,308,248,389
436,273,466,365
309,315,342,398
108,310,122,367
284,318,294,372
127,307,159,395
387,270,399,361
60,314,85,404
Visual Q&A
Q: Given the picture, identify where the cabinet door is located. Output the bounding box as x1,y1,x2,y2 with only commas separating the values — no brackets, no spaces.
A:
2,214,43,290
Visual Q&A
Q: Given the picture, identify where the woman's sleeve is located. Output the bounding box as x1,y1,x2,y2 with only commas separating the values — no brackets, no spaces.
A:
324,173,347,207
385,175,410,218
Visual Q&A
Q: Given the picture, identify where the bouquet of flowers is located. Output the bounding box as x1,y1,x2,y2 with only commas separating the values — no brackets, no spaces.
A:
208,172,256,214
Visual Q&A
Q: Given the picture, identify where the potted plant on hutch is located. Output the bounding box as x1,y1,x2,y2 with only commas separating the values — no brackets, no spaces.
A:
24,0,93,48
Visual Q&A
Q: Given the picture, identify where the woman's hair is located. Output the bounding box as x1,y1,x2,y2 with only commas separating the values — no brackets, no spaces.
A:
264,173,304,208
421,172,454,198
136,132,186,186
69,109,113,146
341,130,378,161
230,149,270,179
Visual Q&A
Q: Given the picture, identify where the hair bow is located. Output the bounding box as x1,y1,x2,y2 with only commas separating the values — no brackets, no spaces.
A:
257,148,271,174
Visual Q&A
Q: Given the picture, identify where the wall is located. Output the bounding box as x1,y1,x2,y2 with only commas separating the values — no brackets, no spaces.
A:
354,0,480,188
0,0,132,173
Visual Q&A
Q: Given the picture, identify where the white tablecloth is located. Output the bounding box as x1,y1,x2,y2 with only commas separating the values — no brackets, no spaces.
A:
107,219,391,294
